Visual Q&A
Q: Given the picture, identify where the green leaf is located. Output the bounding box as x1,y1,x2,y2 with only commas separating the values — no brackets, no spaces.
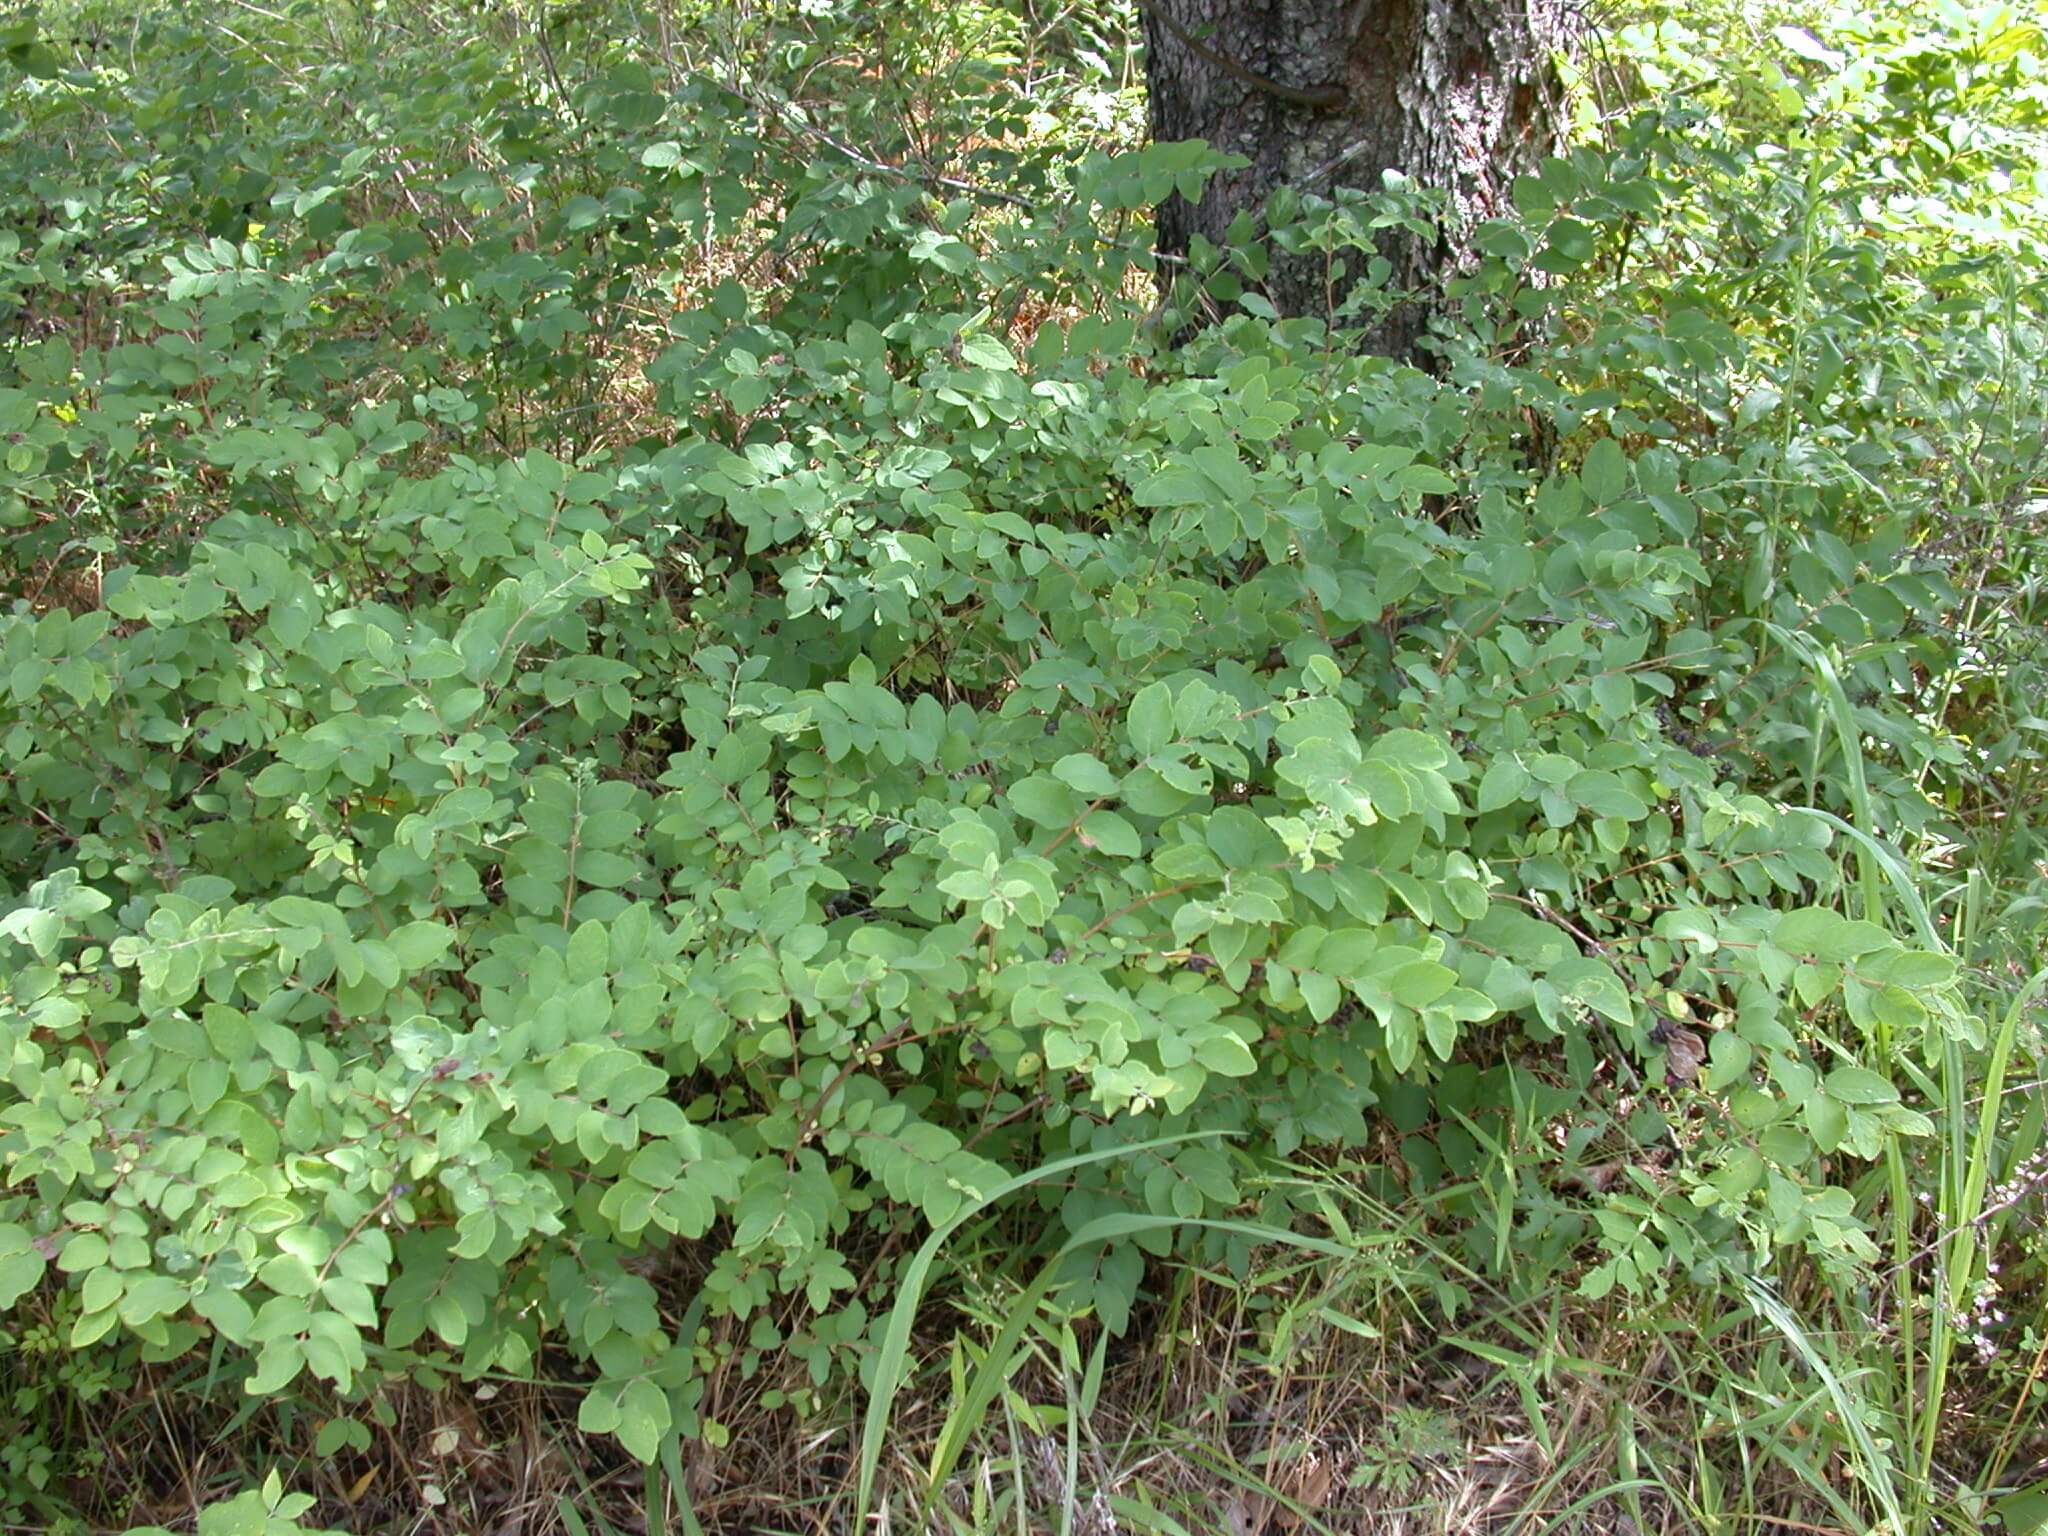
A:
1127,682,1175,757
1774,907,1845,956
58,1232,108,1272
1008,774,1083,827
566,918,611,981
1581,439,1628,503
615,1377,673,1463
1567,771,1647,821
1477,755,1529,812
0,1226,47,1308
1823,1067,1898,1106
119,1274,192,1326
1052,754,1120,796
1383,960,1456,1010
1192,1031,1256,1076
388,920,456,971
1864,949,1955,989
958,333,1016,371
1705,1029,1752,1090
194,1284,256,1342
1550,957,1634,1026
1366,729,1450,772
1077,810,1141,858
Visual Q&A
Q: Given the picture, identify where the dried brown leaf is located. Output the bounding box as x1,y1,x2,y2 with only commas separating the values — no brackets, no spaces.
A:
1273,1453,1334,1529
1226,1488,1274,1536
1659,1025,1706,1086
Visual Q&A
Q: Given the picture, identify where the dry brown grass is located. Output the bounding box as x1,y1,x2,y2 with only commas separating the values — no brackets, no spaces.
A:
11,1218,1901,1536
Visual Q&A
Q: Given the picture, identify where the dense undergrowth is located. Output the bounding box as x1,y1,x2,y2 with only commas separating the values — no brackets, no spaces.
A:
0,0,2044,1531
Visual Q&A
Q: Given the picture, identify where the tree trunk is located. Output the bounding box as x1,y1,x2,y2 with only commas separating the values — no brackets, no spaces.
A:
1142,0,1564,352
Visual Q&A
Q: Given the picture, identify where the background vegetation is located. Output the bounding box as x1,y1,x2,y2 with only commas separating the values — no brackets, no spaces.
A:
0,0,2044,1531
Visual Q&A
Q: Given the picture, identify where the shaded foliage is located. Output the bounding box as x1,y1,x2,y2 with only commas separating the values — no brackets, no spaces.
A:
0,1,2042,1530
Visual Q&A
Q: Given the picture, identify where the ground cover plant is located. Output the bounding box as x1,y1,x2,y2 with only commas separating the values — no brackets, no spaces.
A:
0,0,2045,1531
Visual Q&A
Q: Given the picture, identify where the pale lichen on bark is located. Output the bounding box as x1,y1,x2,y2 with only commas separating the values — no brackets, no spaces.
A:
1143,0,1570,355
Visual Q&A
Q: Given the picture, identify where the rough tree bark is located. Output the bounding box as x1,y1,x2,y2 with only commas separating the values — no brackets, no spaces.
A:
1141,0,1565,350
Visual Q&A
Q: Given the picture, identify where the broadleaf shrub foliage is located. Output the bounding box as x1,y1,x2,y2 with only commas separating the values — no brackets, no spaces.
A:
1,0,2041,1474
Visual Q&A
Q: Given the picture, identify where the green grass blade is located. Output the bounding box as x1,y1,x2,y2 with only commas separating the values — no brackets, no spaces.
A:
1745,1276,1905,1535
856,1129,1226,1518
